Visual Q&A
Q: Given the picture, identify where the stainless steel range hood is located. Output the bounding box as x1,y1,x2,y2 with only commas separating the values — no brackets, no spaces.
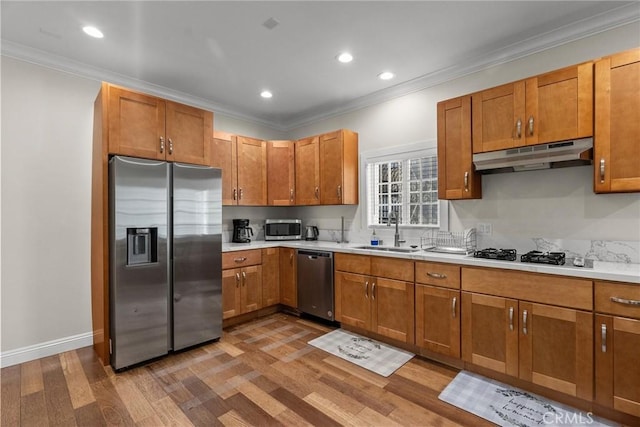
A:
473,138,593,174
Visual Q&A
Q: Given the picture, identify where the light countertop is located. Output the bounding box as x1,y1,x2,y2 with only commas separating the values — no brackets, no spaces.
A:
222,240,640,284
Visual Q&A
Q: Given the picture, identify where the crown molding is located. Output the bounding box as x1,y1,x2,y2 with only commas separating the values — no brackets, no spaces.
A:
2,2,638,133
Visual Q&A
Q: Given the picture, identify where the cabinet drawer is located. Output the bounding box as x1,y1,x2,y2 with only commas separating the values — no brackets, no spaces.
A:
335,253,370,275
371,256,414,282
462,267,592,310
415,262,460,289
595,281,640,319
223,249,262,269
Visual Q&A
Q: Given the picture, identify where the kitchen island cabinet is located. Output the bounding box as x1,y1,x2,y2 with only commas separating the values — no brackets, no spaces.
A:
595,280,640,417
472,62,593,153
415,262,461,358
222,250,262,319
335,253,414,344
462,267,594,400
437,95,481,200
594,47,640,193
104,83,212,165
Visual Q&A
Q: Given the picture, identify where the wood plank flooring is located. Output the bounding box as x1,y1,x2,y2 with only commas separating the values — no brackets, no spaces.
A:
1,313,492,426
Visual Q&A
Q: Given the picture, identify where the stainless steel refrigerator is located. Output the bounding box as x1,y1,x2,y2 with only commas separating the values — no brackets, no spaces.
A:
109,155,222,370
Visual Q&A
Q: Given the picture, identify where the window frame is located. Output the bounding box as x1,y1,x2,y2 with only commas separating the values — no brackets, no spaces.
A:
360,140,449,231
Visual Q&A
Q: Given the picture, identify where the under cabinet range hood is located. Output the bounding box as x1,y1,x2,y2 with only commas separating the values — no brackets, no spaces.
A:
472,138,593,173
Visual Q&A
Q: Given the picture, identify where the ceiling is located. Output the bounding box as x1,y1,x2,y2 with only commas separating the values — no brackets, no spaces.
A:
2,1,639,130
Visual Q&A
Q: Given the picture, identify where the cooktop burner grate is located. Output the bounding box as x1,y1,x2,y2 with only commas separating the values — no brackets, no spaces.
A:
520,250,566,265
473,248,517,261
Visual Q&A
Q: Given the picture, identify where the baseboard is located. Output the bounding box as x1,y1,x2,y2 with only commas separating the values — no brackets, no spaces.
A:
0,332,93,368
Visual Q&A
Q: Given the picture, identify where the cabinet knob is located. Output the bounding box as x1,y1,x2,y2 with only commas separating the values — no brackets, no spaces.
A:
315,187,319,199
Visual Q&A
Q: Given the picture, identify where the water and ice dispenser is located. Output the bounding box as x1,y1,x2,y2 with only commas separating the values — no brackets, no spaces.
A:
126,228,157,265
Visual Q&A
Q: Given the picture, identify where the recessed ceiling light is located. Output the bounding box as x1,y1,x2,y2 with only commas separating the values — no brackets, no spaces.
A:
378,71,395,81
337,52,353,63
260,90,273,99
83,26,104,39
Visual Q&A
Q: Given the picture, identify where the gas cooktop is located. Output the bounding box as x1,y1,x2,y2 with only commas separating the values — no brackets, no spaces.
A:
473,248,591,268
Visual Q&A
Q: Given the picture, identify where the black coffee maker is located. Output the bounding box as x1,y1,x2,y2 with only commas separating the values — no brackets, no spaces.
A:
232,219,254,243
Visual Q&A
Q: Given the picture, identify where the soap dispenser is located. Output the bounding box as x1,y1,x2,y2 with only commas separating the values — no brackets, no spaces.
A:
370,229,379,246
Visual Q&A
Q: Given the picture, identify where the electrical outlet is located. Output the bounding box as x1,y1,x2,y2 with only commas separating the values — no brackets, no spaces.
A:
477,223,492,235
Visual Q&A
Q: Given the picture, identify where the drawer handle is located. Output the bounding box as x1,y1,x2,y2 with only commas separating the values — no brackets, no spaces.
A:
601,324,607,353
509,307,514,331
234,257,247,263
610,296,640,306
427,272,446,279
522,310,528,336
452,297,457,318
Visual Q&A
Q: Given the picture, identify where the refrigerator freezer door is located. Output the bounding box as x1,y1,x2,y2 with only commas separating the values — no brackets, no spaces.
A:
172,163,222,350
110,156,170,370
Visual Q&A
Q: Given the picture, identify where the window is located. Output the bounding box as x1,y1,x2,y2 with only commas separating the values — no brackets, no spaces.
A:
362,142,447,229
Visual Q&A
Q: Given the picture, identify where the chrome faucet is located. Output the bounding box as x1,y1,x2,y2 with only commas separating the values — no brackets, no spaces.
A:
388,212,406,247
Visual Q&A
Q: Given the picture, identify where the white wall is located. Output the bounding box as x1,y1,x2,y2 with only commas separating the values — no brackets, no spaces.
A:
1,22,639,361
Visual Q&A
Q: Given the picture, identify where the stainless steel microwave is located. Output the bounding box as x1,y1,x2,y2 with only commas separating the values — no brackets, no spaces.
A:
264,219,302,241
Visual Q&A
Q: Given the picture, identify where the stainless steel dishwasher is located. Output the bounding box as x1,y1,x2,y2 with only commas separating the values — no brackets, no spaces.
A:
297,250,334,321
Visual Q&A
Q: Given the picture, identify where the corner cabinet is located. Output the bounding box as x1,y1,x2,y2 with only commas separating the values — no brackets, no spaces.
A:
595,281,640,417
211,132,267,206
461,267,594,400
594,48,640,193
105,83,212,165
267,140,296,205
472,62,593,153
437,95,481,200
335,253,414,344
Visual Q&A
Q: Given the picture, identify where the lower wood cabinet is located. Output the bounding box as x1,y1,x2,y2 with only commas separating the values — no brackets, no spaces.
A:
595,281,640,417
261,248,280,307
279,247,297,308
415,261,461,358
222,250,262,319
335,253,414,344
461,267,594,400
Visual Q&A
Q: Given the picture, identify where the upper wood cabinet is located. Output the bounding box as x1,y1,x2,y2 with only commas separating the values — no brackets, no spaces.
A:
472,62,593,153
319,130,359,205
105,83,212,165
295,136,321,205
594,48,640,193
211,132,267,206
437,96,481,200
267,140,295,205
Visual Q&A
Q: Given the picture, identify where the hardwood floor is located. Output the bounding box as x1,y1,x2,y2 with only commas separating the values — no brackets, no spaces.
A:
1,313,492,426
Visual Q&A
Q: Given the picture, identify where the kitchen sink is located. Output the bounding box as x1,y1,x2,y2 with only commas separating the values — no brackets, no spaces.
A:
353,245,421,253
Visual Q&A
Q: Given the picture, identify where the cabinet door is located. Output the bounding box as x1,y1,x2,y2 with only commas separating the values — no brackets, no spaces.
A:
267,140,295,205
437,96,481,200
279,248,297,308
518,302,593,400
335,272,370,329
472,81,525,153
261,248,280,307
320,131,344,205
165,101,213,166
372,277,414,344
416,285,460,357
595,48,640,193
236,136,267,205
222,269,241,319
240,265,262,313
107,85,166,159
295,136,320,205
462,292,519,377
524,62,593,146
212,131,238,205
595,315,640,417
